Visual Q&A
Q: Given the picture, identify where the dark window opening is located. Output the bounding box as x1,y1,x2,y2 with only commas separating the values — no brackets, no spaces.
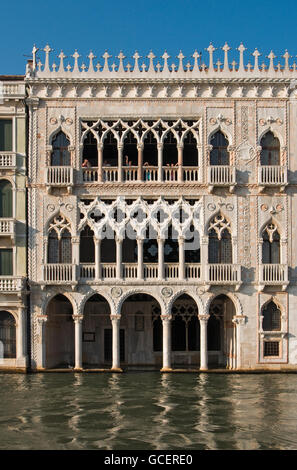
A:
262,301,281,331
48,229,72,264
122,232,137,263
0,180,12,218
0,311,16,358
104,329,125,362
153,316,162,351
82,132,98,167
163,131,177,166
210,131,229,165
123,131,138,166
51,131,70,166
260,131,280,166
264,341,279,357
164,225,179,263
0,120,12,152
103,132,118,167
183,131,198,166
101,227,116,263
188,315,200,351
262,227,280,264
143,225,158,263
80,226,95,263
207,314,221,351
143,131,158,166
185,225,200,263
0,249,12,275
208,228,232,264
172,315,186,351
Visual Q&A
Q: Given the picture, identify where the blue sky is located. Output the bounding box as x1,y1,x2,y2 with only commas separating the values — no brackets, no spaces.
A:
1,0,297,74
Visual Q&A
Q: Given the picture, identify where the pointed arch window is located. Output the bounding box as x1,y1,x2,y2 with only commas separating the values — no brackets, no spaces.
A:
82,132,98,167
80,226,95,263
0,311,16,358
123,131,138,166
208,214,232,264
163,131,178,165
143,131,158,166
210,130,229,165
262,301,281,331
260,131,280,166
47,215,72,263
0,180,12,218
103,131,118,167
51,131,70,166
183,131,198,166
262,223,280,264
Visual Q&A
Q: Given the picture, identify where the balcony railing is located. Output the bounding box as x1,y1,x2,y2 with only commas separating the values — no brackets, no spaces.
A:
46,166,74,187
183,167,199,182
0,219,15,236
123,167,138,182
165,263,179,279
258,166,288,187
0,276,25,292
80,264,95,279
144,166,158,181
101,263,116,279
207,166,236,190
43,264,76,283
260,264,288,285
144,263,158,279
163,166,178,182
185,263,201,280
206,264,241,285
0,152,16,168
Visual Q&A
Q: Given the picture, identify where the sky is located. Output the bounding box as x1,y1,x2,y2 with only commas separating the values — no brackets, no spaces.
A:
1,0,297,74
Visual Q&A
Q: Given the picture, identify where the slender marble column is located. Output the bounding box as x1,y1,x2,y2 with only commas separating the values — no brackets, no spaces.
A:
98,143,103,182
232,316,246,370
118,145,123,182
157,143,163,182
161,315,172,371
94,238,101,280
111,315,122,371
116,237,123,279
179,236,185,280
158,238,164,280
199,315,210,370
137,144,143,181
37,315,48,369
177,145,183,182
73,315,84,370
137,238,143,280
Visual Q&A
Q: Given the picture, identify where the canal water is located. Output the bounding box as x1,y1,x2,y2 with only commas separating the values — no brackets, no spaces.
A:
0,372,297,450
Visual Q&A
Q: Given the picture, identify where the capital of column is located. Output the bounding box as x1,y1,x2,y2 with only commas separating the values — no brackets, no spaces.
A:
72,237,80,244
198,314,210,323
137,143,144,151
72,314,84,323
97,143,104,150
177,144,184,149
37,315,48,325
232,315,246,326
110,314,121,323
161,314,172,322
157,143,163,150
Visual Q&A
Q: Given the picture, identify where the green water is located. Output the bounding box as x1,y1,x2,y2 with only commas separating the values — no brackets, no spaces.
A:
0,372,296,450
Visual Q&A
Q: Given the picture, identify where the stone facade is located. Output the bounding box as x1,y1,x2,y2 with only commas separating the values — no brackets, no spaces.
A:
0,76,27,370
21,43,297,371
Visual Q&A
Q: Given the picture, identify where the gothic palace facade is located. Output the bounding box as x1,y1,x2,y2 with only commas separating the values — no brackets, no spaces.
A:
2,43,297,371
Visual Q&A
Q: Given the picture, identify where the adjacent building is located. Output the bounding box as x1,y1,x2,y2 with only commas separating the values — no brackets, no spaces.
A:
17,43,297,371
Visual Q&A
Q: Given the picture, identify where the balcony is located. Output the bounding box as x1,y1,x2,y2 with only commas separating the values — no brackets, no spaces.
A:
258,166,288,192
45,166,74,193
0,218,15,240
0,152,16,169
42,264,77,288
206,264,241,290
0,276,25,295
258,264,289,291
207,166,236,193
82,166,200,183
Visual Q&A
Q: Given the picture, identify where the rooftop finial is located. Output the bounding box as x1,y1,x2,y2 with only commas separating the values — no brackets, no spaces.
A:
102,51,111,73
32,45,39,71
43,44,52,72
252,48,261,73
147,51,156,73
237,43,246,71
162,51,170,73
222,43,230,72
206,43,216,72
88,52,96,73
267,51,276,72
133,51,141,73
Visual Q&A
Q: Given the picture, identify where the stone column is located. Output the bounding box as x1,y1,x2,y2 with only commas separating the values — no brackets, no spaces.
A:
137,238,143,280
118,144,123,182
37,315,48,369
94,238,101,280
200,236,209,284
177,144,183,182
116,237,123,279
137,144,143,181
72,236,80,282
179,236,185,280
161,315,172,371
157,143,163,182
199,315,210,370
73,315,84,370
158,238,164,280
111,315,122,371
232,316,246,370
16,307,28,367
98,143,103,182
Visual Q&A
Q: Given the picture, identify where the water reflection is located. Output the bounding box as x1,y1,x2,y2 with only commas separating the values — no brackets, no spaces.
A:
0,373,297,450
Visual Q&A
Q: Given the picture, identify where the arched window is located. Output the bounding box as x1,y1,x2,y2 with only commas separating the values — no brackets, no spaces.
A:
262,223,280,264
210,131,229,165
208,214,232,264
260,131,280,165
80,226,95,263
103,131,118,167
164,225,179,263
163,131,178,165
82,132,98,167
101,225,116,263
262,301,281,331
0,311,16,358
0,180,12,218
171,295,199,352
48,228,72,263
143,131,158,166
122,223,137,263
185,224,200,263
143,224,158,263
51,131,70,166
183,131,198,166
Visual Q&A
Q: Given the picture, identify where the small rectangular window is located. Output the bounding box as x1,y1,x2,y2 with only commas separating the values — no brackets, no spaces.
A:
264,341,280,357
0,120,12,151
0,249,13,276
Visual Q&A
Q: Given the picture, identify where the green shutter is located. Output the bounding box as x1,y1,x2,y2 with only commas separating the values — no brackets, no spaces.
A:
0,180,12,217
0,249,13,275
0,120,12,152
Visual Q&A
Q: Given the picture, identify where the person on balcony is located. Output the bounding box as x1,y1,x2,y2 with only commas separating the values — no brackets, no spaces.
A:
144,161,150,181
82,159,91,168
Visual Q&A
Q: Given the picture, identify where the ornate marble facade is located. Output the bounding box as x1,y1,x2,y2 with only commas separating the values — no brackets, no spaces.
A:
20,43,297,371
